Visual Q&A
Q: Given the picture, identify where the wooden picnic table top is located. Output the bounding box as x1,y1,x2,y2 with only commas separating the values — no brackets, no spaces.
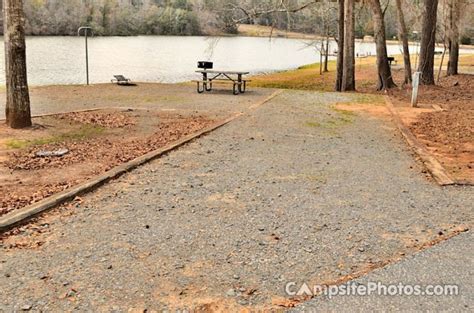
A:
195,69,250,75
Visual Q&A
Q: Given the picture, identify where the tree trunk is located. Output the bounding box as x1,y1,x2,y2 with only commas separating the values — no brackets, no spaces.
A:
3,0,31,129
319,40,323,75
341,0,355,91
395,0,412,84
324,31,329,72
335,0,344,91
447,0,459,76
369,0,396,90
418,0,439,85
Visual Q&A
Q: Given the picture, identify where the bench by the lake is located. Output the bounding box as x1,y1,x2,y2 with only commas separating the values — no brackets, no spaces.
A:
111,75,136,86
194,70,250,95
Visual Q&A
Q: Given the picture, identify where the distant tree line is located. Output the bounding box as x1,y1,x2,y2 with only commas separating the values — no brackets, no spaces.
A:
0,0,472,41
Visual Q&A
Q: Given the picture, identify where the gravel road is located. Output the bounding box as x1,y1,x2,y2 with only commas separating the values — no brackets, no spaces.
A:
294,231,473,312
1,90,472,311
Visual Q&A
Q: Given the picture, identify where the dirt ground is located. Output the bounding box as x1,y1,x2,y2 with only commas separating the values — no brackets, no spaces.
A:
388,74,474,183
0,83,275,120
0,109,216,216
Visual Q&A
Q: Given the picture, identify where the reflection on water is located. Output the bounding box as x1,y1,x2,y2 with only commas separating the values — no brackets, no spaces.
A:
0,36,471,86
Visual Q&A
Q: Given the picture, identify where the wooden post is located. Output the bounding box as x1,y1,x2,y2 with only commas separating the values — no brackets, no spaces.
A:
3,0,32,129
411,72,421,108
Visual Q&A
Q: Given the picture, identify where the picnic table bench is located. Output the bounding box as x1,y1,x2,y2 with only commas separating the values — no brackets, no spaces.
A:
194,70,250,95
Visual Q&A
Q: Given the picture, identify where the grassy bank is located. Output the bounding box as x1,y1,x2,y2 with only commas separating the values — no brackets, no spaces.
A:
251,54,474,92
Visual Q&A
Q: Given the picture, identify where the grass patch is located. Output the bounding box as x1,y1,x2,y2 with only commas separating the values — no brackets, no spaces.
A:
305,173,327,184
352,93,385,105
251,56,389,91
5,125,105,150
252,60,339,91
305,121,321,128
458,54,474,67
305,108,355,130
332,107,356,117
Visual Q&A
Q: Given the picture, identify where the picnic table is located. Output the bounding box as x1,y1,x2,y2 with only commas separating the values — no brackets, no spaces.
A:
195,70,250,95
388,57,397,66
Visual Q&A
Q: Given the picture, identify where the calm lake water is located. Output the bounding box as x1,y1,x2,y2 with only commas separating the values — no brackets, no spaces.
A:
0,36,472,86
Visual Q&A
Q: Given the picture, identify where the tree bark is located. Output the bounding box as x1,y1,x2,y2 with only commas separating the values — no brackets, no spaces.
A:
418,0,439,85
324,27,330,72
369,0,396,90
3,0,31,128
341,0,355,91
447,0,459,76
395,0,412,84
335,0,344,91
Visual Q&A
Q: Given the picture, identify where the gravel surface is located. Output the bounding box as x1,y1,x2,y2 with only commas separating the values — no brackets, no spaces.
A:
0,83,274,119
1,90,472,311
293,231,473,312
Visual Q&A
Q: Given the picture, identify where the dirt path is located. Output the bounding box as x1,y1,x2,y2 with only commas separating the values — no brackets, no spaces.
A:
1,90,472,311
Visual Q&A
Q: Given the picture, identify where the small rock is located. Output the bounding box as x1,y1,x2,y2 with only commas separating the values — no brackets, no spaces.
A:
226,289,236,297
39,274,49,280
66,290,76,298
35,148,69,158
233,274,240,280
21,304,32,311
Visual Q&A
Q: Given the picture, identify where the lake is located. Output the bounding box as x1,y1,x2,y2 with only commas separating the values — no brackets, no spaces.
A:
0,36,472,86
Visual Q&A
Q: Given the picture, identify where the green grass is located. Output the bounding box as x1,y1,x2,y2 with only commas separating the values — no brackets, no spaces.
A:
251,60,339,91
305,173,327,184
6,125,105,149
352,93,385,105
304,106,356,130
305,121,322,128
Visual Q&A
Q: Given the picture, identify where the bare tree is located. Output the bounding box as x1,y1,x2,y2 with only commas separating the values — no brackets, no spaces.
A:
341,0,355,91
446,0,461,76
368,0,396,90
395,0,412,84
418,0,439,85
335,0,345,91
3,0,31,128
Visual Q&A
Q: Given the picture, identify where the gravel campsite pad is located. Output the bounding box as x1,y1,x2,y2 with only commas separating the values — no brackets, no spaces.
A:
0,108,216,216
1,90,472,311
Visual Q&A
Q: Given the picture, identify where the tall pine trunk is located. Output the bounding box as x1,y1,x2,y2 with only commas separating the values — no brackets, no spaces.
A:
447,0,459,76
335,0,344,91
418,0,439,85
341,0,355,91
369,0,396,90
3,0,31,128
395,0,412,84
